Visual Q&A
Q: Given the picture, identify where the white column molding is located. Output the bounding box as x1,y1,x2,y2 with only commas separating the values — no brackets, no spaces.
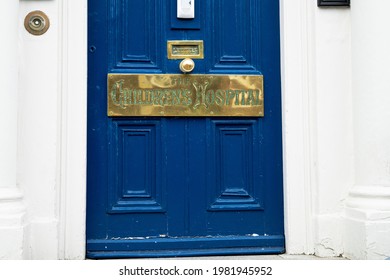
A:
345,185,390,259
347,186,390,211
0,0,26,259
344,0,390,260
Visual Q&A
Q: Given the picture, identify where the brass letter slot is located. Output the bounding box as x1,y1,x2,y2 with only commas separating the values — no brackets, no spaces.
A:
108,74,264,117
167,40,204,59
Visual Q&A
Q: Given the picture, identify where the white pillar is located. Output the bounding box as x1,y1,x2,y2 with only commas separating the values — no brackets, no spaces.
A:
345,0,390,259
0,0,26,259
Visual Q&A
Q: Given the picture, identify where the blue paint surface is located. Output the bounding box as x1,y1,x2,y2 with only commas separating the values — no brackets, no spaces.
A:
87,0,284,258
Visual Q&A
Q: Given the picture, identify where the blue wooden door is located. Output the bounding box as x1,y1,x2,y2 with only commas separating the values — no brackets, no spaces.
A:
87,0,284,258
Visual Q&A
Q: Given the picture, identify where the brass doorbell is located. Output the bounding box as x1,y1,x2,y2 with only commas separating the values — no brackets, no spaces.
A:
24,11,50,36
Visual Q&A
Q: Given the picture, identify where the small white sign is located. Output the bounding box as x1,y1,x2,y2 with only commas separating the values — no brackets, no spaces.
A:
177,0,195,19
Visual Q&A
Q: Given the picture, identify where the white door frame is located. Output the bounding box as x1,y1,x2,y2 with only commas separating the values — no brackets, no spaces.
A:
57,0,88,259
59,0,316,259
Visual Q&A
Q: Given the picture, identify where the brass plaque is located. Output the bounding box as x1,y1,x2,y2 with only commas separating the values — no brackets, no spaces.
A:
108,74,264,117
167,40,204,59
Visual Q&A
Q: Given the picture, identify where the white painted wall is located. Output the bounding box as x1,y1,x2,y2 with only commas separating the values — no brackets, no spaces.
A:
312,6,353,257
18,0,60,259
0,0,388,259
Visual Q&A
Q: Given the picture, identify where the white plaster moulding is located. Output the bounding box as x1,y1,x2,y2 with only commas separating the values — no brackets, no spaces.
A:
0,188,23,202
0,189,25,214
346,185,390,212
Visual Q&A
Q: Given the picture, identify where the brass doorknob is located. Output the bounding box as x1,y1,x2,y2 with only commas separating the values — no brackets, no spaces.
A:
179,58,195,73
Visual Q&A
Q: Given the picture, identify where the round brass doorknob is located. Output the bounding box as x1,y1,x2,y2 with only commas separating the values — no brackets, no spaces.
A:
179,58,195,73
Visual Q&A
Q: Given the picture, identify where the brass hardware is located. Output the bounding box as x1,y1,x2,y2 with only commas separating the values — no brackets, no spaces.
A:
179,58,195,73
24,11,50,36
167,40,204,59
107,74,264,117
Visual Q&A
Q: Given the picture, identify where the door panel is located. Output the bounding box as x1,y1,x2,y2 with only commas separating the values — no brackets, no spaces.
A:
108,119,165,214
109,0,164,71
207,119,263,212
209,0,261,73
87,0,284,258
